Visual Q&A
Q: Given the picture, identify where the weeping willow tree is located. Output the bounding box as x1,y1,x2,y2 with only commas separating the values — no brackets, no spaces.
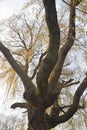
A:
0,0,87,130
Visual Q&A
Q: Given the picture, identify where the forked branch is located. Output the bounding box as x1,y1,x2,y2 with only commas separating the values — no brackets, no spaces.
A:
36,0,60,94
47,77,87,129
49,0,76,89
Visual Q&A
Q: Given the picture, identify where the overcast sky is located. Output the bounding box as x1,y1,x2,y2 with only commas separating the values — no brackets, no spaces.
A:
0,0,26,20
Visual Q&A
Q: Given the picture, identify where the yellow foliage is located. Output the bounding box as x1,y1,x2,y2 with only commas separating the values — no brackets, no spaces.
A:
0,59,19,97
26,47,34,62
20,122,25,130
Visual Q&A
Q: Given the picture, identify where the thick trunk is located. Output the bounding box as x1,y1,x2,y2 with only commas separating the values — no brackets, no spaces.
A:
27,111,49,130
28,117,49,130
27,105,49,130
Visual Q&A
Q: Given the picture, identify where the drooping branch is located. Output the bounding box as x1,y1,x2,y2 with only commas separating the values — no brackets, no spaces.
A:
36,0,60,94
11,102,27,109
47,77,87,129
49,0,76,89
0,42,36,94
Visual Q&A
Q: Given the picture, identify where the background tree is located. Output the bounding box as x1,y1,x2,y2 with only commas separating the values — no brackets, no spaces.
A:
0,0,87,130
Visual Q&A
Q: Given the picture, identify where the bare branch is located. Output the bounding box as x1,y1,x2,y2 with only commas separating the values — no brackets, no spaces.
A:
11,102,27,109
47,77,87,129
49,1,76,89
60,104,85,110
24,17,35,46
36,0,60,95
0,42,36,93
17,32,27,50
9,22,28,50
61,79,80,88
65,81,80,87
62,0,87,14
61,78,74,84
30,51,46,80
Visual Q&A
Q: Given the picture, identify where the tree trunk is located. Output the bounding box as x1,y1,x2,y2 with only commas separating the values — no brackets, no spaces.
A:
27,105,49,130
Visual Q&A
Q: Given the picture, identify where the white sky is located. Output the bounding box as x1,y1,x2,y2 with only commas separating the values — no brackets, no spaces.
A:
0,0,26,20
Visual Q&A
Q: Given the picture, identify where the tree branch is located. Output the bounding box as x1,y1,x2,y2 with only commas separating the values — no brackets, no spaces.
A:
62,0,87,14
47,77,87,129
0,42,36,93
61,104,85,110
36,0,60,95
17,32,27,50
62,79,80,88
49,0,76,89
30,51,46,80
11,102,27,109
62,0,83,6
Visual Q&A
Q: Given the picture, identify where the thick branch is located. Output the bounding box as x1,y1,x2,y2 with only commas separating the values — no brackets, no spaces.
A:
36,0,60,94
47,77,87,129
49,1,76,89
11,102,27,109
0,42,36,93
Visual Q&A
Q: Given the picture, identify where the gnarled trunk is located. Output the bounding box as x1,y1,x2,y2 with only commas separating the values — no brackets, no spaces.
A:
27,106,49,130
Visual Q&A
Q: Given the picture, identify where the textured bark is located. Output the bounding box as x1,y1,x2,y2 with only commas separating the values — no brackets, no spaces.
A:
47,77,87,129
0,42,36,93
0,0,86,130
28,115,48,130
27,105,49,130
36,0,60,96
49,1,76,89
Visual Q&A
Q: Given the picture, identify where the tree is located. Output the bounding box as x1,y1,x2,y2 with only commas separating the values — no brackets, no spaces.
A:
0,0,87,130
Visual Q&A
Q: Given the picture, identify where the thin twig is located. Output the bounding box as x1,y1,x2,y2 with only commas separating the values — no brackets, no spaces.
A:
62,0,87,14
30,51,46,80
